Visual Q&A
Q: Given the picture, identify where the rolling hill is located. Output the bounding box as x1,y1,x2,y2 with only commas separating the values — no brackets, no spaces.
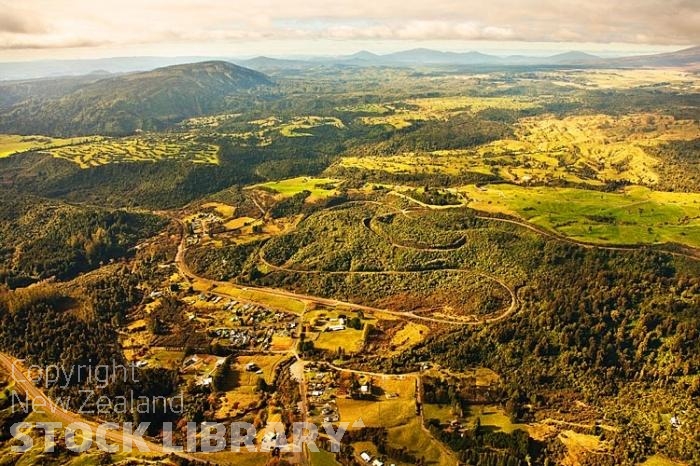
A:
0,61,272,136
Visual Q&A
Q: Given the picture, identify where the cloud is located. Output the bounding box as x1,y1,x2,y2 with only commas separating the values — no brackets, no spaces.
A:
319,21,517,41
0,4,47,34
0,0,696,52
0,36,109,50
0,16,34,34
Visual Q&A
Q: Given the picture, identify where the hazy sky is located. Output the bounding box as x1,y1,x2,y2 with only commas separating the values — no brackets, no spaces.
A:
0,0,697,61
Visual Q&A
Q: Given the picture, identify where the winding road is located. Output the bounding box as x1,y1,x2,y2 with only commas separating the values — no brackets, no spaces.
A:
389,190,700,261
176,197,520,327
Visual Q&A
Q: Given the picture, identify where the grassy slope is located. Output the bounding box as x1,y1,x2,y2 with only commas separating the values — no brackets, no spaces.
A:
462,184,700,248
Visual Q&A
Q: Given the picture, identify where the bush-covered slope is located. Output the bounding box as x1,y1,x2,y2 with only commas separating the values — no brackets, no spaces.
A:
0,192,166,287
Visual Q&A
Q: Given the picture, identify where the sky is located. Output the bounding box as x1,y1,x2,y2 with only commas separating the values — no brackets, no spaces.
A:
0,0,697,61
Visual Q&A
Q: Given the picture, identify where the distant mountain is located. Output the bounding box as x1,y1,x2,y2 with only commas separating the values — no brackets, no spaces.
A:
4,46,697,84
376,48,503,65
605,45,700,68
0,61,272,136
0,74,109,110
319,48,604,66
545,51,601,64
0,56,214,81
241,56,316,72
347,50,381,60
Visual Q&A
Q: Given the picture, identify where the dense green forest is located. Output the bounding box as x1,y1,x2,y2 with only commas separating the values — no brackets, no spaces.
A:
0,192,165,287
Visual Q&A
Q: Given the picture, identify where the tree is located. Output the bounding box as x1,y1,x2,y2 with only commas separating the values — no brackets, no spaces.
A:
256,377,269,393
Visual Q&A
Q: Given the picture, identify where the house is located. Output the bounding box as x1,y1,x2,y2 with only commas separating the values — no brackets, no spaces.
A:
372,460,384,466
327,325,346,332
246,363,259,372
183,355,199,367
198,376,212,386
360,384,370,394
360,452,372,463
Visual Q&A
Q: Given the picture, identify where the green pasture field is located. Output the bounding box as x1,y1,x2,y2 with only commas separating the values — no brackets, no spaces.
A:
255,177,341,200
462,184,700,248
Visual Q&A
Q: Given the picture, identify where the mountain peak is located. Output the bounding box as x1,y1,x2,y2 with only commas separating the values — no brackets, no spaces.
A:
550,51,600,59
348,50,379,59
0,61,271,136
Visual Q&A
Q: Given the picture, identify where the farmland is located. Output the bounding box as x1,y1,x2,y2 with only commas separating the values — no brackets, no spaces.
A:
254,177,341,200
184,115,347,147
335,113,700,186
462,184,700,247
278,116,345,137
0,134,96,157
549,69,700,91
304,308,376,354
48,133,220,167
360,96,544,129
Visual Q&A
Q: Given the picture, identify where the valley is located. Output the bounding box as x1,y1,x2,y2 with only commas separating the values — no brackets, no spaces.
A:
0,49,698,466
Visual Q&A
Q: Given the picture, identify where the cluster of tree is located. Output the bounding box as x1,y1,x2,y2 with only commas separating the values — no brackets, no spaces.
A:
186,241,263,281
427,422,541,466
270,190,312,218
327,164,500,188
0,284,124,380
354,113,512,155
422,376,469,409
211,354,235,392
405,187,463,206
649,139,700,193
373,209,474,250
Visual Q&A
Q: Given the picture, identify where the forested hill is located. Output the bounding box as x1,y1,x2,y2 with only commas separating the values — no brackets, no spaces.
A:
0,61,273,136
0,191,166,287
